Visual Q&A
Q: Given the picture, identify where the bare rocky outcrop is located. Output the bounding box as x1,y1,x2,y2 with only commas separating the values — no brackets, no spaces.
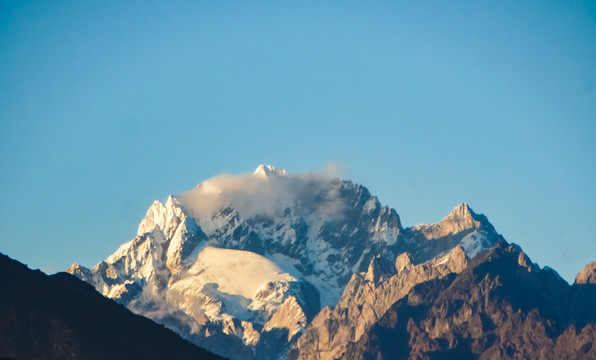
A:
575,261,596,285
291,246,469,360
341,243,596,360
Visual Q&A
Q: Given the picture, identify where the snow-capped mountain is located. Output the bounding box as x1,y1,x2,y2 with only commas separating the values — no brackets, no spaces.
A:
68,165,501,359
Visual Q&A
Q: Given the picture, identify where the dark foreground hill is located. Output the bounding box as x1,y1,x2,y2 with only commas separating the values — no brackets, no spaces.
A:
0,252,225,360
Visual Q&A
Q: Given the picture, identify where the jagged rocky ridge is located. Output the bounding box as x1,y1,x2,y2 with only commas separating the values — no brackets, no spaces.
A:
67,165,507,359
339,242,596,360
290,245,470,360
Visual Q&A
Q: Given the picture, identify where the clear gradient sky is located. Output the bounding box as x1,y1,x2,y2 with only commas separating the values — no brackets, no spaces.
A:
1,1,595,283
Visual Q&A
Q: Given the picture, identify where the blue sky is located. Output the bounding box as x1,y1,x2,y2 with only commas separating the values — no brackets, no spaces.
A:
1,1,595,283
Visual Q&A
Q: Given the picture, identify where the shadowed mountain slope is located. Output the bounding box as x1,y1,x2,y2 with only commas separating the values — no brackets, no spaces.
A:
0,252,225,360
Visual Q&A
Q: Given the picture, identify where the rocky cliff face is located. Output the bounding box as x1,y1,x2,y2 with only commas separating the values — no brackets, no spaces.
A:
341,242,596,360
290,246,470,360
67,166,502,359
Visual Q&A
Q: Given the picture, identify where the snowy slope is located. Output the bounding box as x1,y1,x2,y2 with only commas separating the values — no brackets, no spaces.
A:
188,247,296,299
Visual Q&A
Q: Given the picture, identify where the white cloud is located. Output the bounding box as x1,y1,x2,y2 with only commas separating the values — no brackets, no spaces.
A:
176,166,347,221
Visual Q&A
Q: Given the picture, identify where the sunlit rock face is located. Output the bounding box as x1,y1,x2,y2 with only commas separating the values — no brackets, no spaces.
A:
338,243,596,360
575,261,596,285
290,246,469,360
68,165,501,360
403,202,501,262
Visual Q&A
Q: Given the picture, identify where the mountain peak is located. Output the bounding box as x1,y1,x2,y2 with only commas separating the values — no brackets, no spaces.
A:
446,203,475,219
365,255,397,285
575,261,596,285
439,202,488,230
254,164,287,178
